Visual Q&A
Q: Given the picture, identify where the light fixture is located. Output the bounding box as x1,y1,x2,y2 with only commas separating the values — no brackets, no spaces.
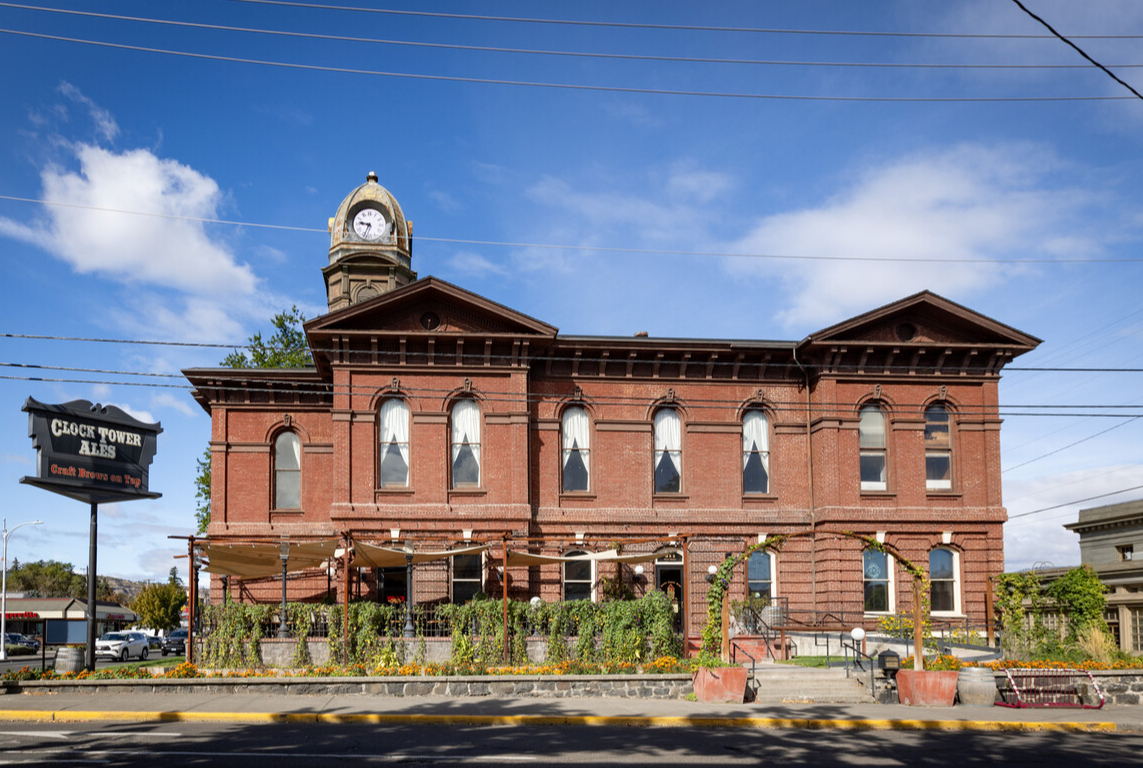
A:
705,564,718,584
634,565,644,576
390,528,400,541
1,518,43,661
850,627,866,642
462,529,473,541
277,539,290,639
403,539,415,638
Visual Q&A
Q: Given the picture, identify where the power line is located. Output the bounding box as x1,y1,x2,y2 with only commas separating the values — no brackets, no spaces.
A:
0,27,1133,102
8,332,1143,374
1002,416,1143,473
6,3,1139,70
5,194,1143,265
1010,0,1143,102
1006,483,1143,520
222,0,1143,40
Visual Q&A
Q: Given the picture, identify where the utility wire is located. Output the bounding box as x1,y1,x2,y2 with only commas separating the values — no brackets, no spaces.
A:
7,332,1143,375
5,3,1138,70
4,194,1143,265
1010,0,1143,102
1006,483,1143,520
223,0,1143,40
1002,417,1143,473
0,27,1132,102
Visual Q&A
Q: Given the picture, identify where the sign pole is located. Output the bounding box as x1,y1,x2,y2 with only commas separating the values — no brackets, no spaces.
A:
86,501,98,672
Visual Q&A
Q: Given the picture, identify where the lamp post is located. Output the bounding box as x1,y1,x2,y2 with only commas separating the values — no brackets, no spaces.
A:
1,518,43,661
278,540,290,639
403,540,415,638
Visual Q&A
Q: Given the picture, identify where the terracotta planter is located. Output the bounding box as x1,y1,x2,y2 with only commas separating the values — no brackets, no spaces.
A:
692,666,748,704
896,669,958,707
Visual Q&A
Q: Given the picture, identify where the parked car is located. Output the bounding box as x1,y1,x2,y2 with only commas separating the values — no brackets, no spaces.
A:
145,635,163,652
161,628,187,656
4,633,39,651
95,631,150,662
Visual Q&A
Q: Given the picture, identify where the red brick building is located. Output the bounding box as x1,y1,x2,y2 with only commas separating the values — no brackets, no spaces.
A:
184,175,1039,637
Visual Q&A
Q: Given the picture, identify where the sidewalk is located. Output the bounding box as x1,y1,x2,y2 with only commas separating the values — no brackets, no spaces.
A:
0,690,1134,732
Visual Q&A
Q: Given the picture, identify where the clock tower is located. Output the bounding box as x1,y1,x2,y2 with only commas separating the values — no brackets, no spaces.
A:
324,172,417,312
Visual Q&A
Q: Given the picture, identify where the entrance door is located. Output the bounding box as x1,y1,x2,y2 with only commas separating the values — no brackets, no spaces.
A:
656,555,684,632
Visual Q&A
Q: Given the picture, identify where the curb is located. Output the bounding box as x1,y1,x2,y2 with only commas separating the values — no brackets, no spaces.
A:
0,710,1118,732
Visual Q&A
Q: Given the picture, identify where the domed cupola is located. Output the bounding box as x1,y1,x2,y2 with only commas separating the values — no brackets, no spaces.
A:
323,172,417,311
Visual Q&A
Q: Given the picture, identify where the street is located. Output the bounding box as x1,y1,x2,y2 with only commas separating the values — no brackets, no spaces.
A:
0,651,183,675
0,721,1139,767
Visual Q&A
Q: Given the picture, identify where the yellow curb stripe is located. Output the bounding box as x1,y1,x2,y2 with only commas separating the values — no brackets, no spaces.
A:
0,710,1117,733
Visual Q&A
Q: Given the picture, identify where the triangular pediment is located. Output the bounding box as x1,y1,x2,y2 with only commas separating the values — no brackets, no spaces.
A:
305,276,559,337
804,291,1040,349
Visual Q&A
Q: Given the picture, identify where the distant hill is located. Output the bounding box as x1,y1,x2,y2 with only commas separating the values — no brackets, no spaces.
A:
103,576,150,602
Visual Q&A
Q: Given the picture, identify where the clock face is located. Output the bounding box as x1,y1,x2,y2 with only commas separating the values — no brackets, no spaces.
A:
353,208,388,240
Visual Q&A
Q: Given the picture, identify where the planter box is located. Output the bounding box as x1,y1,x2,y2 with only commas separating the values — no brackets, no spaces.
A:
896,669,957,707
692,666,748,704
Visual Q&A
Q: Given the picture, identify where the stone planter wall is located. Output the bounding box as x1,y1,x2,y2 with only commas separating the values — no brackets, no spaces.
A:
1,674,693,700
243,637,557,669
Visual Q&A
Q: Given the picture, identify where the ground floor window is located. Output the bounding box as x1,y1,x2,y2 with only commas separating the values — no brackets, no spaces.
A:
452,553,483,603
747,551,773,601
563,550,593,601
374,566,407,605
863,549,892,613
929,548,959,614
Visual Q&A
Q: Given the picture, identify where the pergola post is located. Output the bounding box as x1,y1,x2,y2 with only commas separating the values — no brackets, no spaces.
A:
913,574,924,670
342,534,351,666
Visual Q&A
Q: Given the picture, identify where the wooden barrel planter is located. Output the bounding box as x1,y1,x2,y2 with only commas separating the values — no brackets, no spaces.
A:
53,647,86,673
957,666,998,706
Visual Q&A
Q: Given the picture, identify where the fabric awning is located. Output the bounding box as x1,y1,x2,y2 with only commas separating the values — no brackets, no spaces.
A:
504,548,679,567
350,542,488,569
201,539,339,578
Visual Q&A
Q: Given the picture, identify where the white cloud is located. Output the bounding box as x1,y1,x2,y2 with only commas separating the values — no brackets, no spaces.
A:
447,251,511,278
57,81,119,142
722,143,1102,327
152,392,198,418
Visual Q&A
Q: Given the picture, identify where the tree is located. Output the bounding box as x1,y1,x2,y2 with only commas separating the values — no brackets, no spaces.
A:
168,567,183,587
195,307,312,533
7,560,86,598
221,305,311,369
132,582,187,633
1045,564,1108,641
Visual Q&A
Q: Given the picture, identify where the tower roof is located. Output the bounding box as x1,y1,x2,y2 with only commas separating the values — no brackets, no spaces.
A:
328,171,410,256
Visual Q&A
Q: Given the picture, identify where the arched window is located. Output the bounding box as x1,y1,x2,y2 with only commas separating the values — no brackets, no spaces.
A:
925,405,952,491
859,405,888,491
561,406,590,493
863,549,893,613
747,550,773,601
930,548,960,613
451,552,483,603
742,410,770,494
563,550,593,601
379,399,410,487
653,408,682,493
450,399,481,488
274,431,301,509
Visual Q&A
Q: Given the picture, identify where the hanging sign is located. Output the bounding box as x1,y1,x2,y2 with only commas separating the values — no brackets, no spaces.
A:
21,398,162,504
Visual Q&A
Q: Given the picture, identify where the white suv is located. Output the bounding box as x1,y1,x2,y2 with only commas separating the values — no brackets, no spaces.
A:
95,631,150,662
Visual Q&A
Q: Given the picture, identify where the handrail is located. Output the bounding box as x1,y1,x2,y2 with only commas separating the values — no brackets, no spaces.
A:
730,639,757,701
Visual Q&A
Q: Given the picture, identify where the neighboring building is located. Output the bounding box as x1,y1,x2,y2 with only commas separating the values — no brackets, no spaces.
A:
1065,499,1143,653
2,598,137,638
184,174,1040,638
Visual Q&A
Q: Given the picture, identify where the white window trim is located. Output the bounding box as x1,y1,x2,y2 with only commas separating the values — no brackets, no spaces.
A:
858,406,888,492
930,548,963,617
863,550,895,616
747,550,777,599
562,550,596,602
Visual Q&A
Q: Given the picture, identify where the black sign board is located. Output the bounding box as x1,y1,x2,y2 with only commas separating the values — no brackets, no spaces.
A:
21,398,162,504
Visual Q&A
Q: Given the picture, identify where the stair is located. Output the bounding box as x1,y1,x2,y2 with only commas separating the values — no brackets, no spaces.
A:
746,663,877,705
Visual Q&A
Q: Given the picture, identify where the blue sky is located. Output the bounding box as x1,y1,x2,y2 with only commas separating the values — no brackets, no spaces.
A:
1,1,1142,586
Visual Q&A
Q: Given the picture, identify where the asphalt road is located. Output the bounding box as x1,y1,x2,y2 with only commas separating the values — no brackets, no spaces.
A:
0,721,1140,767
0,651,184,674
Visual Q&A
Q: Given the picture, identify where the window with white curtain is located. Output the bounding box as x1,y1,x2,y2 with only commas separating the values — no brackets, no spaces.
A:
379,399,410,487
653,408,681,493
925,405,952,491
451,399,481,487
742,409,770,494
561,406,590,492
274,431,301,509
747,550,773,600
859,405,888,491
863,549,893,613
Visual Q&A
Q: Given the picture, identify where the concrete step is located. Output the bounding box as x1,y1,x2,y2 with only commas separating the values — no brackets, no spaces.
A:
745,663,877,705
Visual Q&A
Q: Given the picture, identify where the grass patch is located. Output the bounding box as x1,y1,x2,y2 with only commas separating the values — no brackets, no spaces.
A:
777,656,829,668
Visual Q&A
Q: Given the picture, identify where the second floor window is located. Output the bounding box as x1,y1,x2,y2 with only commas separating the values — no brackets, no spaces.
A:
274,431,301,509
742,410,770,493
859,405,887,491
379,399,410,487
653,408,681,493
561,406,590,492
925,405,952,491
451,399,481,487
